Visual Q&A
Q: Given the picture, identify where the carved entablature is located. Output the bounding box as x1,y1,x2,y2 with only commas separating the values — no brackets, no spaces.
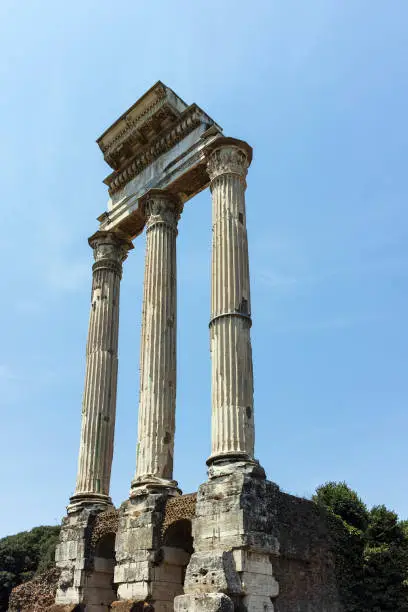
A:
104,104,213,196
95,82,224,239
97,82,183,172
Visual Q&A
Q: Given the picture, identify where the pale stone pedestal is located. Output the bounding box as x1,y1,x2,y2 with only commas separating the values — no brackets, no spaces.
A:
53,503,116,611
175,463,280,612
113,492,188,611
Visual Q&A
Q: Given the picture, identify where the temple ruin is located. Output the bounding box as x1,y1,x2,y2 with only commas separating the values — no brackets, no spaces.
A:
50,82,342,612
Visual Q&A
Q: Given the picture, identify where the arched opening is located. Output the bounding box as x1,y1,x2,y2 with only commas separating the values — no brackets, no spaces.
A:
151,518,193,605
163,518,193,554
86,532,116,610
94,532,116,559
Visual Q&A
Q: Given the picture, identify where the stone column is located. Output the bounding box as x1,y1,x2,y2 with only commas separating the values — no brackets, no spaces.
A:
69,230,133,510
206,138,255,466
131,189,182,494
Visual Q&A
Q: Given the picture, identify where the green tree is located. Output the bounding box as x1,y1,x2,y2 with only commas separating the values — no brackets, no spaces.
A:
0,525,60,612
314,481,369,531
366,505,404,546
315,484,408,612
364,506,408,611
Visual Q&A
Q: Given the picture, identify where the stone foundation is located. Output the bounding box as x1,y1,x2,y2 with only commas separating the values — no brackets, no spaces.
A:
113,492,192,611
53,505,118,611
11,486,342,612
175,462,280,612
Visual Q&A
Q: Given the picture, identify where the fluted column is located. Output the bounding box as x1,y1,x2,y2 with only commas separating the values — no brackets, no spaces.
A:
131,189,182,495
206,138,255,465
69,230,133,510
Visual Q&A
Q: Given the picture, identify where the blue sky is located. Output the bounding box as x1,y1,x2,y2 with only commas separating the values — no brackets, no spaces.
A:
1,1,407,537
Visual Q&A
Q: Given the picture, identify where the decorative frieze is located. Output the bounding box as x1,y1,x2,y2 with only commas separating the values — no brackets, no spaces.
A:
105,105,213,195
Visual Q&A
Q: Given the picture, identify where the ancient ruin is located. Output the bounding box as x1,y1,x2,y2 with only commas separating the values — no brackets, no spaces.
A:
50,82,342,612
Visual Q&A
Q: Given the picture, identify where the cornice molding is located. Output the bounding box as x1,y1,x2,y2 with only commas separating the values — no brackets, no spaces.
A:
104,105,212,196
99,84,167,158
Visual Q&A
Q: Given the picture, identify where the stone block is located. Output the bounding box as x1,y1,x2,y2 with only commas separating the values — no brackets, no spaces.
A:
150,580,184,600
161,545,190,566
193,512,244,542
116,581,150,601
152,563,183,583
114,560,150,584
118,525,156,552
111,603,152,612
47,605,83,612
242,595,275,612
153,601,177,612
94,556,115,572
83,586,116,604
241,572,279,598
175,593,234,612
55,586,81,605
184,550,242,595
232,550,273,575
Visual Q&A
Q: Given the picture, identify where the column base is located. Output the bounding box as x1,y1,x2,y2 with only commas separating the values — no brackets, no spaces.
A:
67,492,113,513
130,475,181,498
206,453,266,480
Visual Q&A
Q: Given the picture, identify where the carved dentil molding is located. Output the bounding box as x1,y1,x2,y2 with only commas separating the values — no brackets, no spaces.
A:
106,105,212,195
207,145,249,181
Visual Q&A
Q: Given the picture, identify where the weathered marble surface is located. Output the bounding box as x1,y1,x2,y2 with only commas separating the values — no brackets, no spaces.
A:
70,231,132,510
206,139,255,465
131,190,182,494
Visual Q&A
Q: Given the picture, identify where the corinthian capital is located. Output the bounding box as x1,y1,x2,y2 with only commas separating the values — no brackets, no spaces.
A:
142,189,183,231
206,138,252,182
88,230,133,265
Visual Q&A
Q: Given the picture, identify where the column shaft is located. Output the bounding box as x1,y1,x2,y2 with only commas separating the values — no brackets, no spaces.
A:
207,141,255,464
132,190,182,493
70,231,132,508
